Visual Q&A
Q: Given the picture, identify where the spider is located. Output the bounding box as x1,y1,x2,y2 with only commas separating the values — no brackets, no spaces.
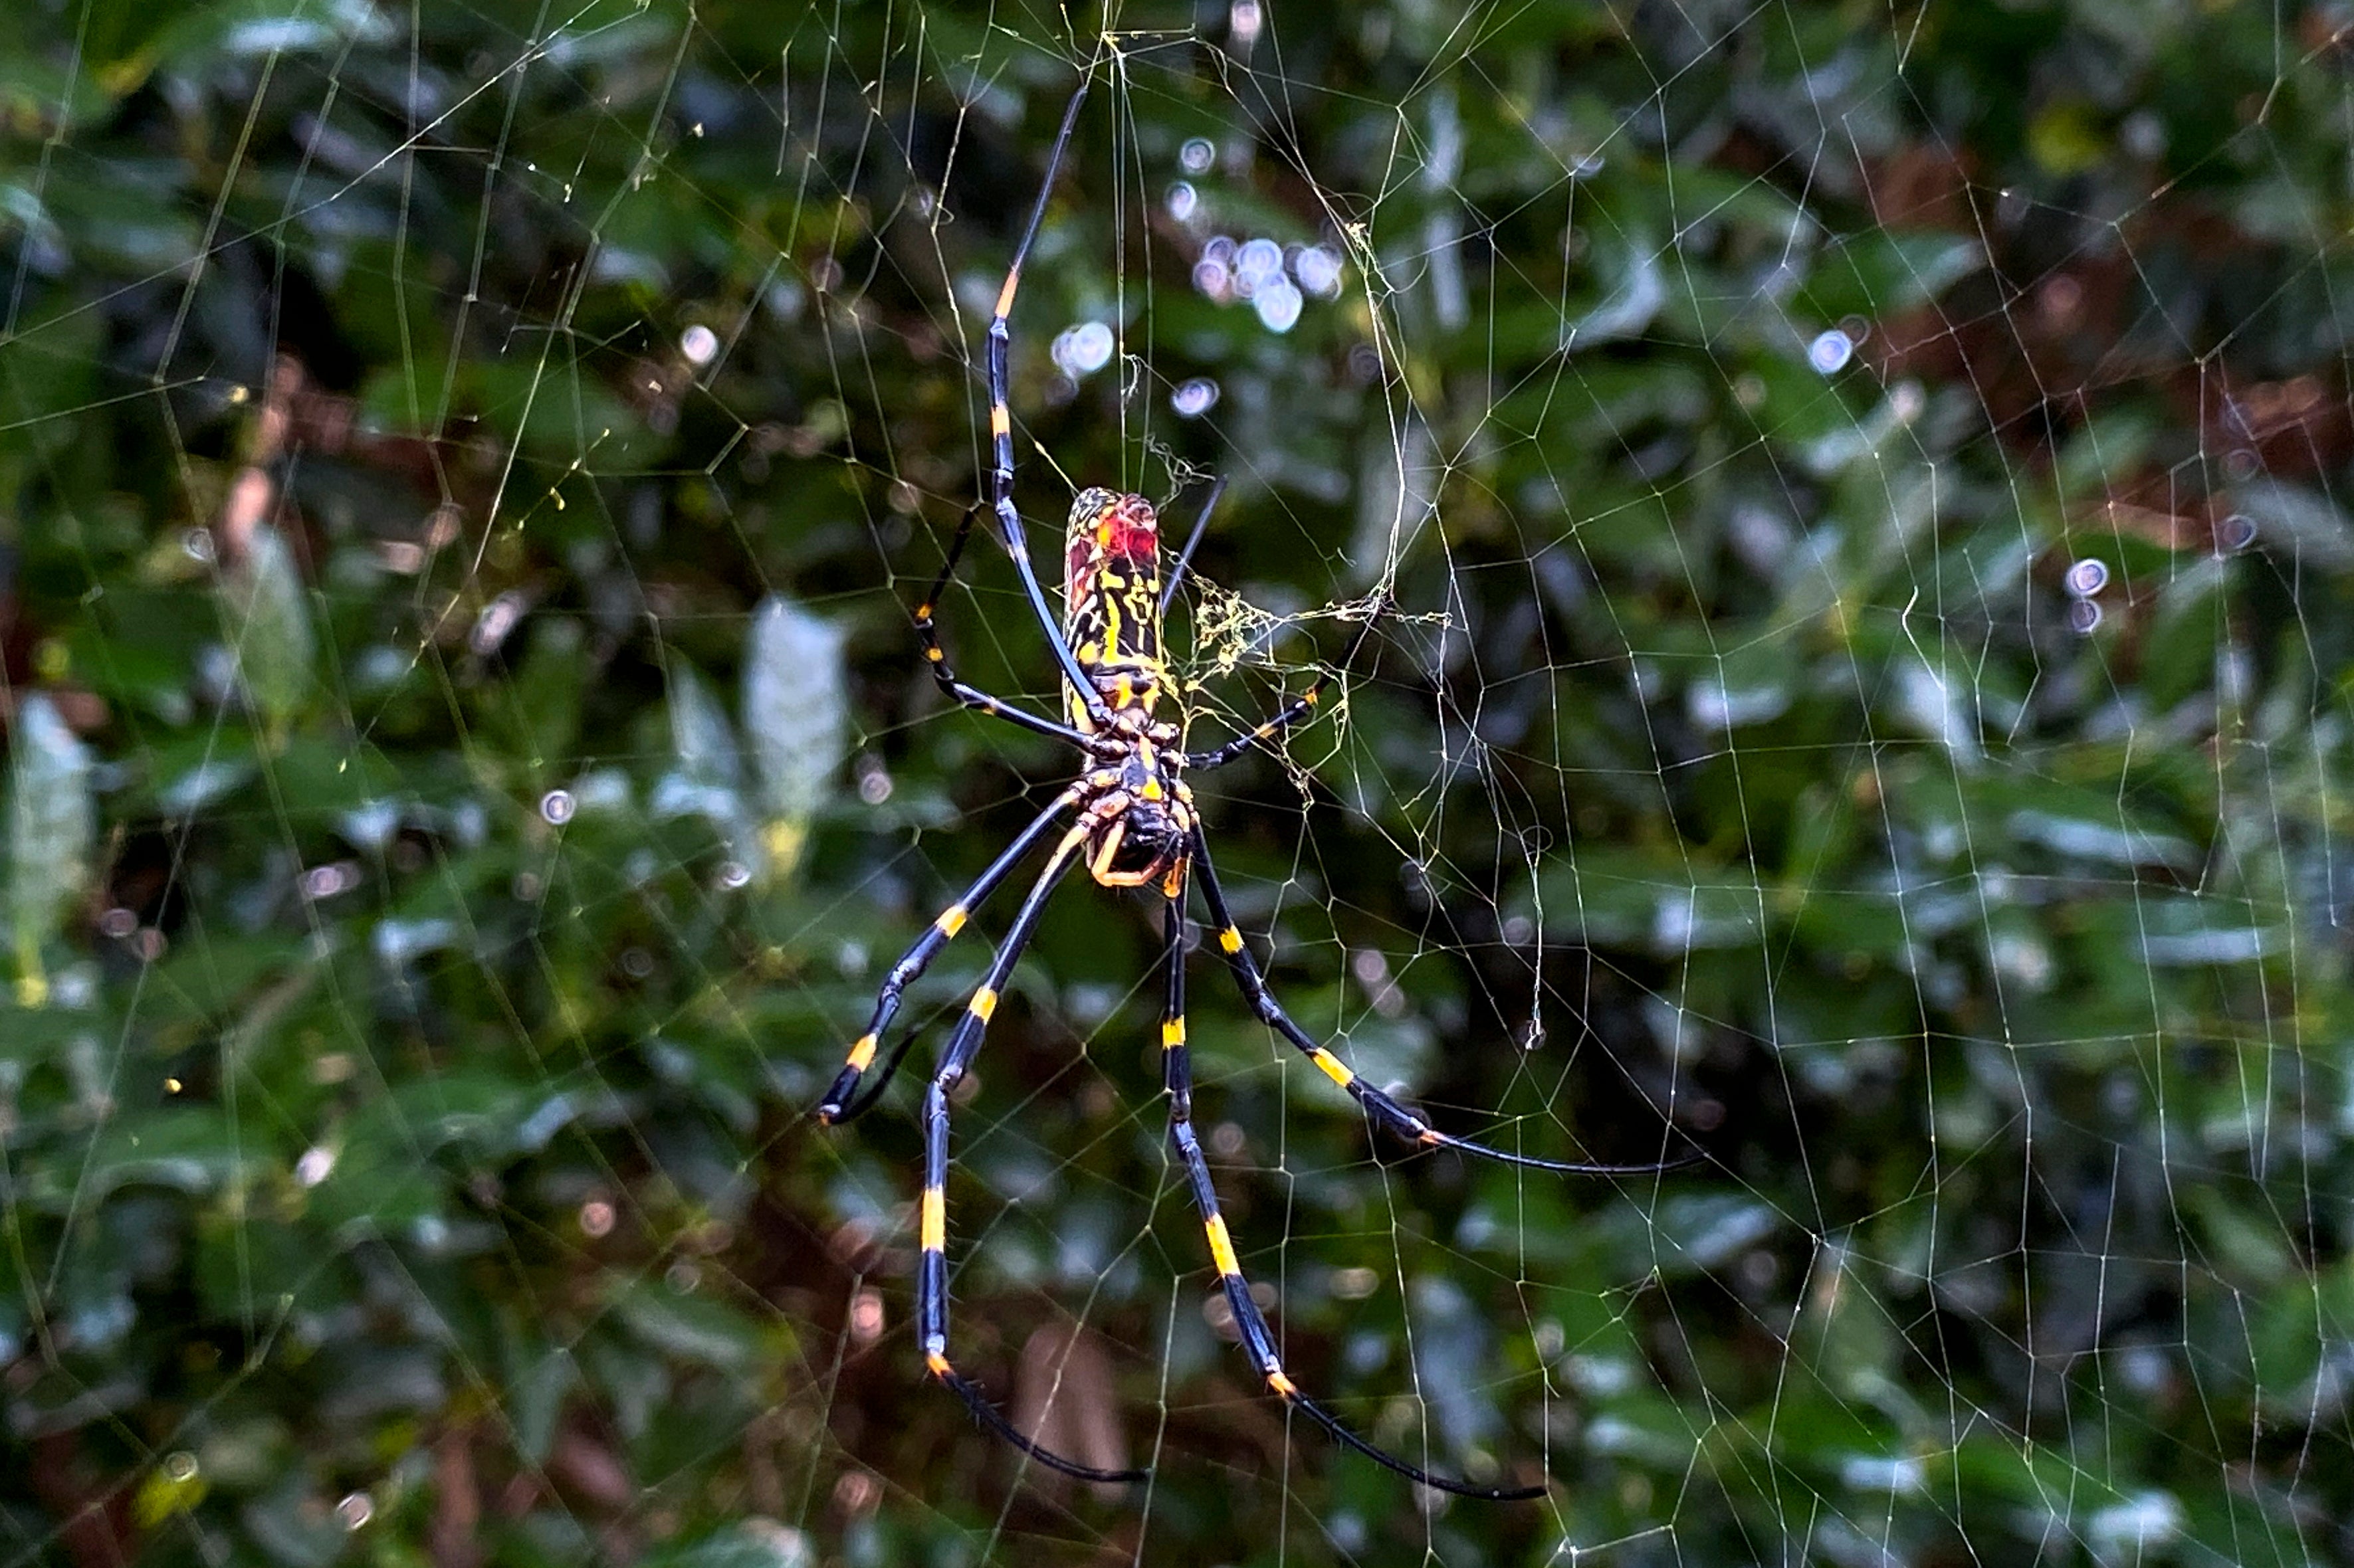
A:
815,77,1689,1500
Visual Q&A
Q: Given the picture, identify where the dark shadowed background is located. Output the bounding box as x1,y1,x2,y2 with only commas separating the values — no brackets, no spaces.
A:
1,1,2349,1564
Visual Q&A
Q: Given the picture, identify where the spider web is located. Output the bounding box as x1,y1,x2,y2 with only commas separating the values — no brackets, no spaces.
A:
3,1,2349,1565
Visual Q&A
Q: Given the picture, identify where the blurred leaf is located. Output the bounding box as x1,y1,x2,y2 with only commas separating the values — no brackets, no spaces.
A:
742,593,849,881
41,1108,265,1205
217,524,316,741
656,654,758,878
604,1277,778,1377
640,1521,816,1568
7,692,92,1005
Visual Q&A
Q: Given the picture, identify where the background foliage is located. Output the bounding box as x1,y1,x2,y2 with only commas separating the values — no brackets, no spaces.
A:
2,1,2351,1564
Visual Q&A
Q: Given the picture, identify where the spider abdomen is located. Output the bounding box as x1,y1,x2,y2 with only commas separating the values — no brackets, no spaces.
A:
1064,487,1168,724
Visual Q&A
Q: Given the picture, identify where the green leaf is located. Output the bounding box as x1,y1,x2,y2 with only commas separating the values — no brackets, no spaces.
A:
217,524,316,741
8,692,92,1005
742,593,849,881
604,1277,776,1376
639,1521,815,1568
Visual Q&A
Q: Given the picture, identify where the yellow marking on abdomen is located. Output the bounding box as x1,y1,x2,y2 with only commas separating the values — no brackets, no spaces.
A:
1162,1017,1186,1050
968,986,998,1022
920,1185,946,1251
847,1033,878,1071
1309,1048,1354,1088
1204,1213,1241,1277
1218,927,1243,954
935,905,968,937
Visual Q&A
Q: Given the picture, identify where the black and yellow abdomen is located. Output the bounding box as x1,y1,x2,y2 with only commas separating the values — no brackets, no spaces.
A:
1063,488,1168,728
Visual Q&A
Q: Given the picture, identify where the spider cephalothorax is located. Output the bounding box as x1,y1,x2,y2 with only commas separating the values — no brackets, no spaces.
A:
810,73,1692,1503
1071,745,1193,893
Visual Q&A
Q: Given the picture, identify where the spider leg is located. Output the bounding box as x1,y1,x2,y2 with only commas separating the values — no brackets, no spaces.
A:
818,783,1087,1125
914,506,1101,752
917,819,1146,1485
1181,597,1388,772
980,80,1117,731
1159,900,1545,1500
1158,474,1227,617
1188,827,1697,1177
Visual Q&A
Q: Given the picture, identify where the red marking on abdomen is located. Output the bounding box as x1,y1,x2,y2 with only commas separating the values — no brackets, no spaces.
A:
1065,495,1159,605
1107,495,1159,561
1107,522,1157,562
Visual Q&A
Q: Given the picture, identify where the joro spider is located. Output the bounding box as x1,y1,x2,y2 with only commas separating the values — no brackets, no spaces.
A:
815,78,1689,1500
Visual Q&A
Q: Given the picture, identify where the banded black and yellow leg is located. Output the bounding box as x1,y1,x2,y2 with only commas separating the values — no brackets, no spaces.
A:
915,822,1144,1484
1159,898,1543,1500
912,506,1099,751
976,78,1117,732
817,784,1085,1125
1182,597,1391,772
1159,898,1190,1115
1189,827,1697,1177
